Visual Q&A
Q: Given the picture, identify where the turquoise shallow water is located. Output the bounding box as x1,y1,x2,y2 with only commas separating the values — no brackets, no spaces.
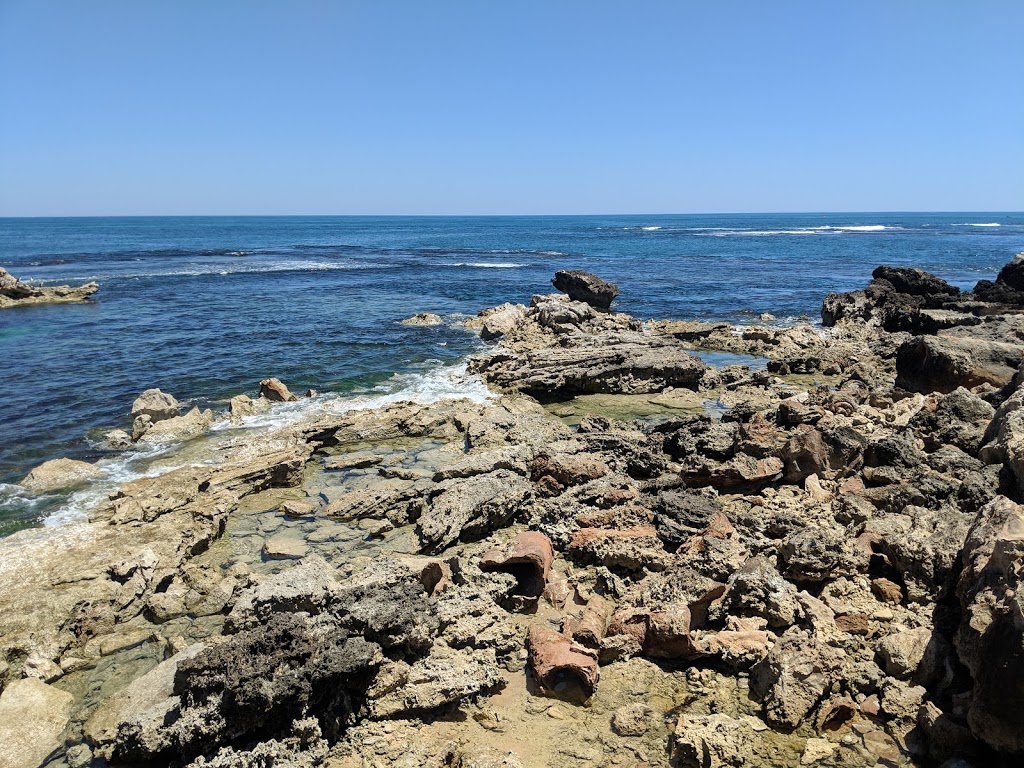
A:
1,213,1022,532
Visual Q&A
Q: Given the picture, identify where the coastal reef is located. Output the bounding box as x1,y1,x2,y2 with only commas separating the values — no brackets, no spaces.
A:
0,267,98,309
3,259,1024,766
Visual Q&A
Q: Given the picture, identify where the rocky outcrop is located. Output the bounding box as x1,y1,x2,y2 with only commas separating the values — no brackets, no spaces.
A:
131,388,182,424
259,377,299,402
0,266,98,309
551,270,618,309
19,457,102,494
401,312,444,326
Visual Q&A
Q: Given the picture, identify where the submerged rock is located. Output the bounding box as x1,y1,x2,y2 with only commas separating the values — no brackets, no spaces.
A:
0,266,98,308
401,312,444,326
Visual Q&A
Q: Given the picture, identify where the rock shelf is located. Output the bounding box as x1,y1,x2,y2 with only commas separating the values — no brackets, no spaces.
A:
3,257,1024,767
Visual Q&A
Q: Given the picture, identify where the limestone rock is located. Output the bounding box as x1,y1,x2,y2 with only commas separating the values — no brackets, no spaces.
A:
137,407,215,444
479,531,553,598
130,388,181,423
19,457,101,494
0,266,99,309
401,312,443,326
418,470,533,554
0,678,74,768
259,377,298,402
896,335,1024,393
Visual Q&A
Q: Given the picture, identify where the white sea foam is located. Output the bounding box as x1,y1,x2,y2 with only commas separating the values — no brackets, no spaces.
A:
58,260,390,282
955,222,1001,227
442,262,528,269
37,364,493,527
703,225,890,237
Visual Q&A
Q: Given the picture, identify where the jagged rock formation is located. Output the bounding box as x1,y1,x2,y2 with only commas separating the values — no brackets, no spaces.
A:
0,266,98,308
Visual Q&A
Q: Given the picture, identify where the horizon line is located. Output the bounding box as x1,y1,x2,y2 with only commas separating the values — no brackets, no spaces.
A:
1,210,1023,220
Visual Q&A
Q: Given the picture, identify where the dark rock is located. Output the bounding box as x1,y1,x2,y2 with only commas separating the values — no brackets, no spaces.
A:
896,335,1024,394
551,270,619,309
872,265,959,298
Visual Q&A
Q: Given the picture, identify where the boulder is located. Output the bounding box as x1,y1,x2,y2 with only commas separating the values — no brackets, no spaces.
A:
0,678,74,768
954,495,1024,753
752,632,844,728
19,457,101,494
400,312,443,326
551,270,619,309
137,407,215,444
671,713,772,768
871,265,959,297
995,252,1024,292
896,335,1024,393
479,304,526,340
418,470,533,554
259,377,299,402
130,388,181,423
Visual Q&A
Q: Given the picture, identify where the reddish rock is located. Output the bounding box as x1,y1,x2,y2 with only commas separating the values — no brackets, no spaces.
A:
567,595,613,649
479,532,553,598
835,613,871,636
531,453,610,488
526,625,599,703
871,577,903,604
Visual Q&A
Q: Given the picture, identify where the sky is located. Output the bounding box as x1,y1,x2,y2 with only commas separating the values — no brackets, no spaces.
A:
0,1,1021,216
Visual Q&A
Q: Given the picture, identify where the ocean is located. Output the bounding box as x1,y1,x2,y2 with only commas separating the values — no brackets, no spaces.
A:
2,213,1022,534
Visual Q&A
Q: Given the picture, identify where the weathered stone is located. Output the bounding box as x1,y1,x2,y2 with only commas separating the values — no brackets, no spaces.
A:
259,377,298,402
551,270,618,309
479,532,553,598
130,388,181,423
19,457,101,494
0,678,74,768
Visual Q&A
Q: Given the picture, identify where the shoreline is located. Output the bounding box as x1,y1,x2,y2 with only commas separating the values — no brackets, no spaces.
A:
2,260,1024,767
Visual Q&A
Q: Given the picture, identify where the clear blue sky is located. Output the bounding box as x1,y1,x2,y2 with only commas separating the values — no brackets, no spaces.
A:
1,1,1021,216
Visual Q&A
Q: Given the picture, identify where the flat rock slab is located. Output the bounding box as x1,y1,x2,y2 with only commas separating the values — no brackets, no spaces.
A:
262,535,309,560
0,678,74,768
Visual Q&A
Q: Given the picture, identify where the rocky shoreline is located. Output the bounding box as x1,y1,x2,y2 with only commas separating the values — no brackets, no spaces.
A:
2,259,1024,767
0,267,98,309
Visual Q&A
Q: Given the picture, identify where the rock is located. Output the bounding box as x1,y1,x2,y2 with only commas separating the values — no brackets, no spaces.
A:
418,470,533,554
229,393,272,419
84,644,208,750
19,457,101,494
366,646,502,719
137,407,215,444
780,527,862,583
526,625,599,703
0,266,99,308
716,556,801,629
954,495,1024,753
752,632,843,729
896,335,1024,393
130,388,181,423
680,454,783,492
995,252,1024,291
435,445,532,481
872,577,903,604
479,304,526,340
479,532,553,598
0,678,74,768
878,626,933,679
872,265,960,297
551,270,619,309
259,377,298,402
476,338,707,399
611,703,652,736
800,737,837,765
531,452,609,489
131,413,153,440
671,713,770,768
401,312,444,326
105,429,133,449
262,534,308,560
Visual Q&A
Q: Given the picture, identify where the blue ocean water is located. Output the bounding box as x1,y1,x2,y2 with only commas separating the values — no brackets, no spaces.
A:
1,213,1022,533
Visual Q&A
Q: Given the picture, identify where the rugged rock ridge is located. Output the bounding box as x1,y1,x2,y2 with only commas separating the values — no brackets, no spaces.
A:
0,267,98,309
4,258,1024,767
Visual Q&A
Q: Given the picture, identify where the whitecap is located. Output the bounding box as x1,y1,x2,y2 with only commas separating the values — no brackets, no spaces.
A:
955,223,1001,227
441,262,528,269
